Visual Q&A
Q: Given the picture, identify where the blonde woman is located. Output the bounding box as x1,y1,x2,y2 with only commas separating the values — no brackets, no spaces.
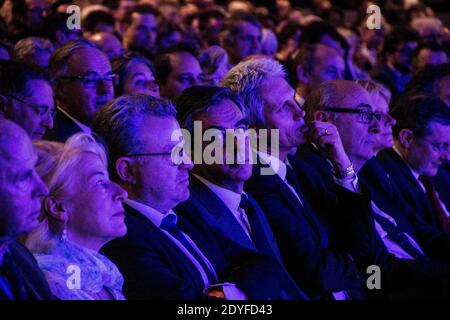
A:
24,133,128,300
356,80,396,154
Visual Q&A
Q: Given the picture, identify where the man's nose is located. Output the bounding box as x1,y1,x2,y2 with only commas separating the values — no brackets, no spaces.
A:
41,112,53,129
294,105,306,119
180,151,194,170
369,116,382,133
32,170,48,198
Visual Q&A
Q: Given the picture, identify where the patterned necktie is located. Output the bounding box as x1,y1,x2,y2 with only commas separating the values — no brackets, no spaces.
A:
373,214,425,260
419,176,450,233
160,214,217,284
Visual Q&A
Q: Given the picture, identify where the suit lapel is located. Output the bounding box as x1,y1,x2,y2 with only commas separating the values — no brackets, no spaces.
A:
188,176,256,251
385,149,423,191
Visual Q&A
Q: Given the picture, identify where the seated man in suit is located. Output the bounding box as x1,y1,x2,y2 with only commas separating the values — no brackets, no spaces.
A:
222,58,374,300
173,85,307,299
47,39,116,142
92,94,296,300
0,60,54,140
298,81,450,297
377,95,450,234
0,119,53,300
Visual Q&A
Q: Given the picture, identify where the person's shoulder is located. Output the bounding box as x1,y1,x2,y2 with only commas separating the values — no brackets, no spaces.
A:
9,240,40,267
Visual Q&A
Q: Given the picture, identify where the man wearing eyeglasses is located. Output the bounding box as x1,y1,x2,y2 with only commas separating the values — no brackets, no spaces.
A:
48,39,116,142
93,94,296,300
299,82,450,298
0,60,54,140
224,59,374,300
377,96,450,234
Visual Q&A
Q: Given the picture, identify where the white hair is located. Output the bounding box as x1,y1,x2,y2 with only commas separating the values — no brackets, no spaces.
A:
221,58,286,127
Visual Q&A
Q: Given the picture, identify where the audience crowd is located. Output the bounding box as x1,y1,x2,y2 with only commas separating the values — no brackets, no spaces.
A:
0,0,449,300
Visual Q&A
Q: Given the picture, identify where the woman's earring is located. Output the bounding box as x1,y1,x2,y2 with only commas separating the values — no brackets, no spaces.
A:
61,228,67,242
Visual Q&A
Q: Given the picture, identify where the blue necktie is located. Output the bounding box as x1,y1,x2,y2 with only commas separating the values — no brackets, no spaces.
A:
160,214,217,284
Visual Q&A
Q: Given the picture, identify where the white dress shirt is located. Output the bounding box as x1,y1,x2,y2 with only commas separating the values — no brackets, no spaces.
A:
192,174,253,240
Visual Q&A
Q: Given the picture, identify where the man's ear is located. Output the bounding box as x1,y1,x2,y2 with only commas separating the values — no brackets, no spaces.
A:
398,128,414,149
116,157,137,185
43,196,69,223
55,30,67,47
314,110,329,122
296,65,310,85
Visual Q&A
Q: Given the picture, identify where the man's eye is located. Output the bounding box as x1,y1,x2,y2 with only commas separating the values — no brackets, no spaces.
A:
83,77,98,84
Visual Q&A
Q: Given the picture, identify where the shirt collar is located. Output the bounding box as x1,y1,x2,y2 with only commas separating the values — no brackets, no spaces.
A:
57,106,91,134
125,199,176,227
192,173,243,213
393,146,420,180
257,151,287,180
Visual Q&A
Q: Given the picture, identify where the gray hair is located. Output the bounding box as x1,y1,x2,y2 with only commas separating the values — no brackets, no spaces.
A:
14,37,54,61
92,94,177,179
221,58,286,127
49,39,98,80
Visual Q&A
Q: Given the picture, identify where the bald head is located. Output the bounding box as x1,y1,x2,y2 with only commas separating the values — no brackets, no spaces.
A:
304,80,380,170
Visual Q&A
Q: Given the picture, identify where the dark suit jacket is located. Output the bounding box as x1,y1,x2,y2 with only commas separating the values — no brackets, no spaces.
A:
0,241,53,300
297,145,450,298
360,158,450,262
101,203,289,300
376,148,443,231
245,154,372,299
45,108,83,142
175,175,308,300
